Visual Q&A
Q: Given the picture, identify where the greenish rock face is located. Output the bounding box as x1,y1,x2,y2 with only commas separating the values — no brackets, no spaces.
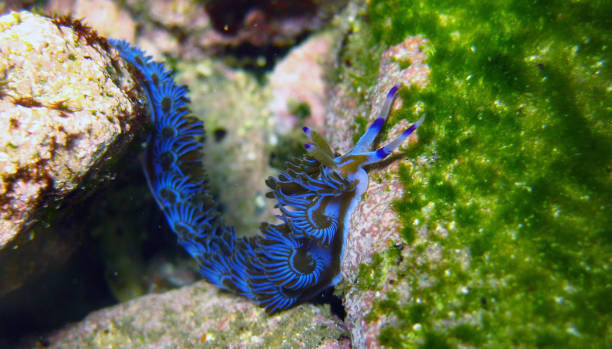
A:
344,0,611,347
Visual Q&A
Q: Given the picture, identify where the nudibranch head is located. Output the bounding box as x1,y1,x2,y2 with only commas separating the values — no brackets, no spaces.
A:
303,86,424,180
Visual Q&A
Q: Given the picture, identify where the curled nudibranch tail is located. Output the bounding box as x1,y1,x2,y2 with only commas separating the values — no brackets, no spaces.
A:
111,36,423,314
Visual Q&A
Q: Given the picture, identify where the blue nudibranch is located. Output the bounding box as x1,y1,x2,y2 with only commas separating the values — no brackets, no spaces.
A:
110,39,423,313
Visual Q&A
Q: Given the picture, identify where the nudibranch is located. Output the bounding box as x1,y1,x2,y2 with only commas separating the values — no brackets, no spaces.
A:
110,39,423,313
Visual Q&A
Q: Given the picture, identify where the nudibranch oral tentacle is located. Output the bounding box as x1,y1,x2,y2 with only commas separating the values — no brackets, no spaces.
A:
352,85,400,153
110,39,423,313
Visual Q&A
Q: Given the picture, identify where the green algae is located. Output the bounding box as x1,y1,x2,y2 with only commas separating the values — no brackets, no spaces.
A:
343,0,611,347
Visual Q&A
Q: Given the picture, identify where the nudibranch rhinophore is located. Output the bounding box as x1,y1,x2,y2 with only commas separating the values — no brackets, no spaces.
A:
110,39,423,313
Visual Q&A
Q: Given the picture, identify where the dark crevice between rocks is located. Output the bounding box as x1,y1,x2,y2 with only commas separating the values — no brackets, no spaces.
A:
0,140,186,348
311,286,347,320
142,0,323,79
0,235,115,348
162,22,312,81
203,0,319,35
209,30,312,82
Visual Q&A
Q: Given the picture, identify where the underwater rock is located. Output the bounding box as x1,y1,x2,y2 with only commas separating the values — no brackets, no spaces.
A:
328,36,431,349
268,31,336,134
45,0,136,43
48,0,350,61
0,11,145,294
40,280,349,348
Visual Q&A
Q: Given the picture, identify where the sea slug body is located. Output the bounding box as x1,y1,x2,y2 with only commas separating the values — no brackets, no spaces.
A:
110,40,423,313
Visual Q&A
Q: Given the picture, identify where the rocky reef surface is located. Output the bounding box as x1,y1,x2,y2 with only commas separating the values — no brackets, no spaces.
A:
45,282,349,349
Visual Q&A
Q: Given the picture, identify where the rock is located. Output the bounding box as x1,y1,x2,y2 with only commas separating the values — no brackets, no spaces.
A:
0,11,145,295
40,281,349,349
327,36,431,349
268,31,336,134
47,0,350,61
45,0,137,43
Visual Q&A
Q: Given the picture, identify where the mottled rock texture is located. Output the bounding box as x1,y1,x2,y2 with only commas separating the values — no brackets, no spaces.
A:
43,281,349,349
268,31,336,134
328,35,431,349
0,11,145,295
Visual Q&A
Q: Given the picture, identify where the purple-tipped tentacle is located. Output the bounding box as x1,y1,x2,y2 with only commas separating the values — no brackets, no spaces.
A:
353,85,400,152
363,115,425,164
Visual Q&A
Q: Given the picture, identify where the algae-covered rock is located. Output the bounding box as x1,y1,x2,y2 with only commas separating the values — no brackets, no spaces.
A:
0,11,145,295
334,0,612,347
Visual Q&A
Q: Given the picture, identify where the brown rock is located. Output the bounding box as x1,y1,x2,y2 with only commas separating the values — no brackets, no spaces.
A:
41,281,348,348
0,11,145,295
